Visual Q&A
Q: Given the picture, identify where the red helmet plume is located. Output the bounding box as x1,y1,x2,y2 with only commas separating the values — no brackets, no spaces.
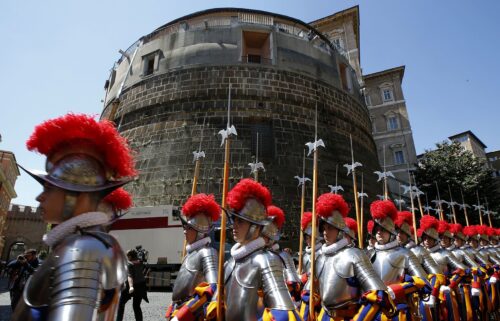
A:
370,200,397,221
301,212,313,230
103,188,133,211
463,225,477,237
267,205,285,229
227,178,272,212
182,193,221,221
395,211,413,228
367,220,375,234
437,220,450,235
26,113,136,178
417,215,440,240
477,225,489,236
344,217,358,235
449,223,463,235
419,215,439,231
317,193,349,218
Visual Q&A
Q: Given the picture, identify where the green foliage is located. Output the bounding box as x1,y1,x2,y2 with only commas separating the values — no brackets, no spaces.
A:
414,141,498,225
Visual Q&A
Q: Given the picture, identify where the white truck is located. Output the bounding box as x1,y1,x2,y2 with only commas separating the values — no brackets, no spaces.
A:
109,205,184,288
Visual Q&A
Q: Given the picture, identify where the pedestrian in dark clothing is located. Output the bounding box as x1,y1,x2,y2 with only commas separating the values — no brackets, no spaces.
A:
7,249,40,310
116,249,148,321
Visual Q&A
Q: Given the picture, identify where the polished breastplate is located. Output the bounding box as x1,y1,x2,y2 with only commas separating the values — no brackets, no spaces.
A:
172,245,218,302
371,247,406,285
224,249,294,321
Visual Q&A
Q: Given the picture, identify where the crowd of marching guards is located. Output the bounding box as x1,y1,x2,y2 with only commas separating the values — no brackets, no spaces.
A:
166,179,500,321
9,113,500,321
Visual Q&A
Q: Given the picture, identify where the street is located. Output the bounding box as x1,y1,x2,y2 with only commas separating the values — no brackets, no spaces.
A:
0,278,172,321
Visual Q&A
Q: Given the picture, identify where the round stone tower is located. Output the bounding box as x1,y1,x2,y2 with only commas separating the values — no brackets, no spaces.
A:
102,8,381,247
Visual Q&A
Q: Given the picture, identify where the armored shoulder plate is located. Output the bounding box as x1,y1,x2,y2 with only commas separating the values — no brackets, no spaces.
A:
173,245,218,302
254,251,295,310
198,246,219,284
411,246,442,275
14,229,126,321
279,251,301,284
401,247,428,281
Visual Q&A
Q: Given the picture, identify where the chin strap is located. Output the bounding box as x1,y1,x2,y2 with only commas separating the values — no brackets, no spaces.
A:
62,192,79,221
244,223,261,242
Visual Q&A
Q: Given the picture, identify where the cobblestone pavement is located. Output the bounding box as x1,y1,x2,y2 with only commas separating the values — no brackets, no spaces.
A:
0,277,172,321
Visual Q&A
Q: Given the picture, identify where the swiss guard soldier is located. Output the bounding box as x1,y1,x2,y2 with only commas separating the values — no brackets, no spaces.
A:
368,201,431,321
315,193,395,321
366,220,377,251
12,113,137,321
463,225,491,267
395,211,443,312
299,210,323,321
419,216,467,321
301,211,323,276
208,178,300,321
478,225,500,265
165,193,220,321
262,205,302,304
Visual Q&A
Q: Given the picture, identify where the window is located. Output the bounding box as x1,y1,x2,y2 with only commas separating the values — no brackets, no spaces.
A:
242,31,271,64
382,88,393,102
364,94,371,106
454,136,468,143
332,37,344,50
387,115,399,131
339,63,352,92
142,51,160,76
394,151,405,165
370,116,376,133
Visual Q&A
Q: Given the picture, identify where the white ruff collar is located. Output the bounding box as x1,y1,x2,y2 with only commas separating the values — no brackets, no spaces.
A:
305,242,323,254
405,241,416,249
428,244,441,253
446,245,456,251
43,212,109,247
322,238,349,256
186,237,211,253
271,243,280,251
231,237,266,260
375,239,399,251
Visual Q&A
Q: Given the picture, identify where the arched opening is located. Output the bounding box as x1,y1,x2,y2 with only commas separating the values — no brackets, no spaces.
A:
7,242,25,262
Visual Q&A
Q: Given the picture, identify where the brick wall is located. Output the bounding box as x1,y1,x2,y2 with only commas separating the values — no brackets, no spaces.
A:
103,64,381,248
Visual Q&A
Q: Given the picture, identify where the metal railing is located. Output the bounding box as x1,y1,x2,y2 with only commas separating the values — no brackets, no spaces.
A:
238,12,273,25
241,55,272,65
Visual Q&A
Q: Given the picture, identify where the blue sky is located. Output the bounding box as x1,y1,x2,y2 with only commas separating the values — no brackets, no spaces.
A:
1,0,499,206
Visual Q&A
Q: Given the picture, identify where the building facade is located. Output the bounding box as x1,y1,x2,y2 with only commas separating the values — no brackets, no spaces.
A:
363,67,418,198
101,8,383,246
0,150,20,257
2,204,47,262
449,131,488,160
309,6,419,199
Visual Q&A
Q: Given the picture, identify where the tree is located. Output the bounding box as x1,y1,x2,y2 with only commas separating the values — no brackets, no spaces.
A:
414,141,498,226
